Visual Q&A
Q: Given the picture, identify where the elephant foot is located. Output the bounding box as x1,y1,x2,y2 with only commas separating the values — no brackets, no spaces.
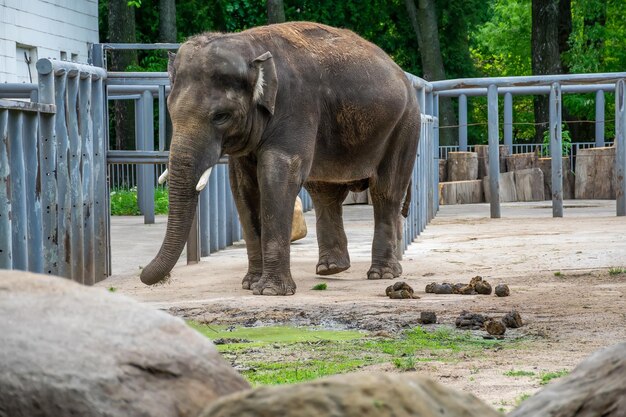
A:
316,253,350,276
367,262,402,280
251,274,296,296
242,272,262,290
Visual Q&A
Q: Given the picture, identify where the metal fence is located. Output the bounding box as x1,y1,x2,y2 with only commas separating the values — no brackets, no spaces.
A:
432,74,626,218
0,59,109,283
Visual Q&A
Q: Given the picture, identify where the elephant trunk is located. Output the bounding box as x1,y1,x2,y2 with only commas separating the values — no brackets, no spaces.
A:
140,155,200,285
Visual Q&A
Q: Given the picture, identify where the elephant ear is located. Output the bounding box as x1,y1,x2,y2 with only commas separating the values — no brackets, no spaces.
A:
168,51,177,85
252,51,278,115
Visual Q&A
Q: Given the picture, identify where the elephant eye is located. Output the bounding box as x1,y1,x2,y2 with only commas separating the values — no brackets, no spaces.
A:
212,112,231,125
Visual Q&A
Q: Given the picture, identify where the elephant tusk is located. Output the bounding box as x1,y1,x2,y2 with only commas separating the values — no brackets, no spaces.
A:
158,168,169,185
195,167,213,191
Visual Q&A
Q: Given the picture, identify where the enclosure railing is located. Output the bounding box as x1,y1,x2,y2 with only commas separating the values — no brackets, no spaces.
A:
0,59,109,284
431,73,626,218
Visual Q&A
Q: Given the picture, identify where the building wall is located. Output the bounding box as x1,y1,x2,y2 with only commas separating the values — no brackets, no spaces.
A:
0,0,99,83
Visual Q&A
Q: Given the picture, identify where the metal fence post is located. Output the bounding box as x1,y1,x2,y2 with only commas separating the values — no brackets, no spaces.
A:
209,168,219,253
187,204,200,264
218,165,227,249
595,90,605,148
199,185,210,257
459,94,468,151
433,96,440,213
92,77,108,281
67,71,85,281
504,92,513,153
36,59,58,276
616,79,626,216
0,110,11,269
487,85,501,218
141,89,155,224
550,82,564,217
80,72,95,284
23,111,43,273
8,111,29,270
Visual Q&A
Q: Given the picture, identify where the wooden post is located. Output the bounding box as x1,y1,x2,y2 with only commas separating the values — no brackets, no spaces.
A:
487,85,501,218
550,82,563,217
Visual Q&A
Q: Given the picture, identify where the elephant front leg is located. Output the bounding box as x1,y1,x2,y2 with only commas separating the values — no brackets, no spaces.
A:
368,191,403,280
305,182,351,275
229,157,263,290
251,151,304,296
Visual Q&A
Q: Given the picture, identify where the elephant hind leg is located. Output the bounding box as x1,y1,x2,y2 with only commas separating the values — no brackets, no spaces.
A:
305,181,351,276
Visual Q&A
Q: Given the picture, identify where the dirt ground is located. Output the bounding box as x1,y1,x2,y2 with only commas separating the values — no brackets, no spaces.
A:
99,200,626,410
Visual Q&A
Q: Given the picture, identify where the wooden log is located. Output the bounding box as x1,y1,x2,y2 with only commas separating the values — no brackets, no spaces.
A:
506,151,539,172
514,168,545,201
343,191,368,205
439,159,447,183
483,172,517,203
447,152,478,181
291,196,307,242
575,147,616,199
475,145,510,179
538,157,574,200
439,180,484,205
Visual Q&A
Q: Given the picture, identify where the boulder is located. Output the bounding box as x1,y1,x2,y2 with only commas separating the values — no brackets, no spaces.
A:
510,342,626,417
199,372,500,417
291,196,308,242
0,271,250,417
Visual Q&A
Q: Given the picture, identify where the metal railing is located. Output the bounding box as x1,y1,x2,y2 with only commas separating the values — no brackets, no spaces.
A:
431,74,626,218
0,59,109,283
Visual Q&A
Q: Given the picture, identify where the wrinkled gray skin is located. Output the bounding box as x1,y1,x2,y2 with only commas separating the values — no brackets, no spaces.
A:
140,22,421,295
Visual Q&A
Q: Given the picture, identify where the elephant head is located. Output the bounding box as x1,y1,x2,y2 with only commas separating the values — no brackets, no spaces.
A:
140,37,278,285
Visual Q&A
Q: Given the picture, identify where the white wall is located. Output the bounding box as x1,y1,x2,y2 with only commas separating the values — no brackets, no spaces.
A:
0,0,99,83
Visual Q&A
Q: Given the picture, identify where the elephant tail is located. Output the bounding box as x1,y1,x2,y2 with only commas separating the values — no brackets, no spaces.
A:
401,180,411,218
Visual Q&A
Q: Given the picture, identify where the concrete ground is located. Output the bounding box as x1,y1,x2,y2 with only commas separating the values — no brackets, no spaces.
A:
103,199,626,309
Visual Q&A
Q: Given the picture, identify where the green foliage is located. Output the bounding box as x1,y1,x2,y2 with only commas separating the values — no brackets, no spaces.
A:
608,267,626,276
554,271,564,277
504,369,536,377
108,286,117,292
312,283,327,290
515,393,532,405
541,125,572,156
539,369,570,385
110,187,169,215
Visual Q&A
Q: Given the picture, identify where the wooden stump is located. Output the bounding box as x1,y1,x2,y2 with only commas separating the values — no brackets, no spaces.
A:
475,145,510,179
439,180,484,205
514,168,545,201
447,152,478,181
575,147,616,199
483,172,517,203
506,151,539,172
439,159,447,183
538,157,575,200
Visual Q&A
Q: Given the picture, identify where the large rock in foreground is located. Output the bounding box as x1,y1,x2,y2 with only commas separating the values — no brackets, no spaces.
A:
509,342,626,417
0,271,249,417
199,372,500,417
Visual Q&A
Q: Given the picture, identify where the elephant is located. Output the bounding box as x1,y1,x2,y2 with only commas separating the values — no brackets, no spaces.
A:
140,22,421,296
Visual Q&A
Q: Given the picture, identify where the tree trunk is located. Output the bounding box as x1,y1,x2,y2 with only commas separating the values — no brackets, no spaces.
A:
267,0,286,24
405,0,456,146
531,0,562,143
159,0,177,42
109,0,137,151
159,0,176,149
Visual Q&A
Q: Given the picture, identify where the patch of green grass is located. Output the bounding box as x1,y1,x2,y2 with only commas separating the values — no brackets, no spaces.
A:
312,283,328,290
539,369,569,385
554,271,563,277
108,286,117,292
504,369,536,377
189,323,522,386
609,267,626,276
110,187,169,215
515,393,532,406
